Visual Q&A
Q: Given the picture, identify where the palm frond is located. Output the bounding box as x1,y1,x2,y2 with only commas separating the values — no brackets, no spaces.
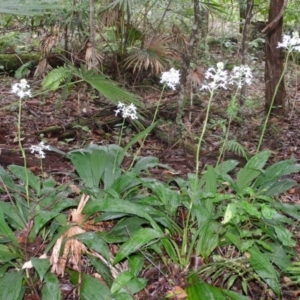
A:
124,34,179,76
42,64,141,107
187,66,205,87
0,0,67,16
74,66,141,106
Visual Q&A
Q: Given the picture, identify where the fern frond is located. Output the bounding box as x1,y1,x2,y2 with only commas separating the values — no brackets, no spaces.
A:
225,140,248,160
42,67,72,91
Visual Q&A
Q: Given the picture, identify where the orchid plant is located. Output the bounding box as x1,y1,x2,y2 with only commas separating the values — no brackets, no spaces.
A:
11,79,32,203
114,101,138,148
257,31,300,152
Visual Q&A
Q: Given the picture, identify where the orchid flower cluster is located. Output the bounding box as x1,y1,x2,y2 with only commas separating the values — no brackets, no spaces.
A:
201,62,228,91
11,79,32,99
30,142,50,159
160,63,253,93
160,68,181,90
277,31,300,52
115,102,138,120
201,62,253,91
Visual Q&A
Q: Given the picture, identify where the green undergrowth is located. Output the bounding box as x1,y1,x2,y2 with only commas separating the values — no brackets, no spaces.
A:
0,144,300,299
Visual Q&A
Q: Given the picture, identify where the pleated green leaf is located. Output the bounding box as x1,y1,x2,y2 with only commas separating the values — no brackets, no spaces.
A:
41,272,61,300
8,165,41,195
0,205,17,242
0,271,23,300
186,280,249,300
80,274,111,300
31,257,51,282
247,246,280,296
113,228,163,264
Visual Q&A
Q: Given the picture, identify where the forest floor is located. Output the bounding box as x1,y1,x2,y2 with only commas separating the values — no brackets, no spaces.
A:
1,51,300,299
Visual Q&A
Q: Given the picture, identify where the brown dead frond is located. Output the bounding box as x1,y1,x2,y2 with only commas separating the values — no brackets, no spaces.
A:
40,24,59,57
85,41,103,71
51,225,87,276
50,194,127,280
187,66,205,88
171,24,188,53
34,58,53,78
100,7,121,27
50,194,90,276
124,34,179,76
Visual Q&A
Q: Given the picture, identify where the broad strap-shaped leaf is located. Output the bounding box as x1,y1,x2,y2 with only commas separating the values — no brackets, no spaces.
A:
266,242,292,271
84,197,160,231
0,245,19,263
117,277,146,295
88,254,113,288
247,246,280,297
236,168,261,192
144,180,181,216
186,278,249,300
110,173,140,194
203,165,217,194
113,293,134,300
195,221,219,259
68,147,108,189
253,158,300,188
100,217,149,243
273,226,296,247
130,155,160,175
113,228,163,264
8,165,41,195
128,254,144,277
41,272,61,300
245,151,270,170
0,205,17,242
0,271,23,300
77,232,110,262
159,237,180,265
111,271,134,294
29,210,59,240
31,257,51,282
273,202,300,220
0,165,15,189
0,202,24,230
261,179,297,197
122,121,158,155
215,159,240,174
80,274,111,300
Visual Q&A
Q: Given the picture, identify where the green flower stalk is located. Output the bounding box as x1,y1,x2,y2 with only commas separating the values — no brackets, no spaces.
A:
11,79,32,204
257,31,300,152
114,101,138,170
129,68,180,170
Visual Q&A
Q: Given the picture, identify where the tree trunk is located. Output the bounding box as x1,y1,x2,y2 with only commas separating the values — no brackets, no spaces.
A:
240,0,254,104
199,6,209,39
265,0,286,116
239,0,247,34
177,0,201,128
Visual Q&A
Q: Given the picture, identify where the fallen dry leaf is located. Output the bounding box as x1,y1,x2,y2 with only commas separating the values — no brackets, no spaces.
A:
166,286,187,299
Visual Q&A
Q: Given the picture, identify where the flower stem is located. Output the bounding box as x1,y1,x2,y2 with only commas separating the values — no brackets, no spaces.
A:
129,85,165,170
257,52,290,153
17,97,30,205
181,88,215,260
